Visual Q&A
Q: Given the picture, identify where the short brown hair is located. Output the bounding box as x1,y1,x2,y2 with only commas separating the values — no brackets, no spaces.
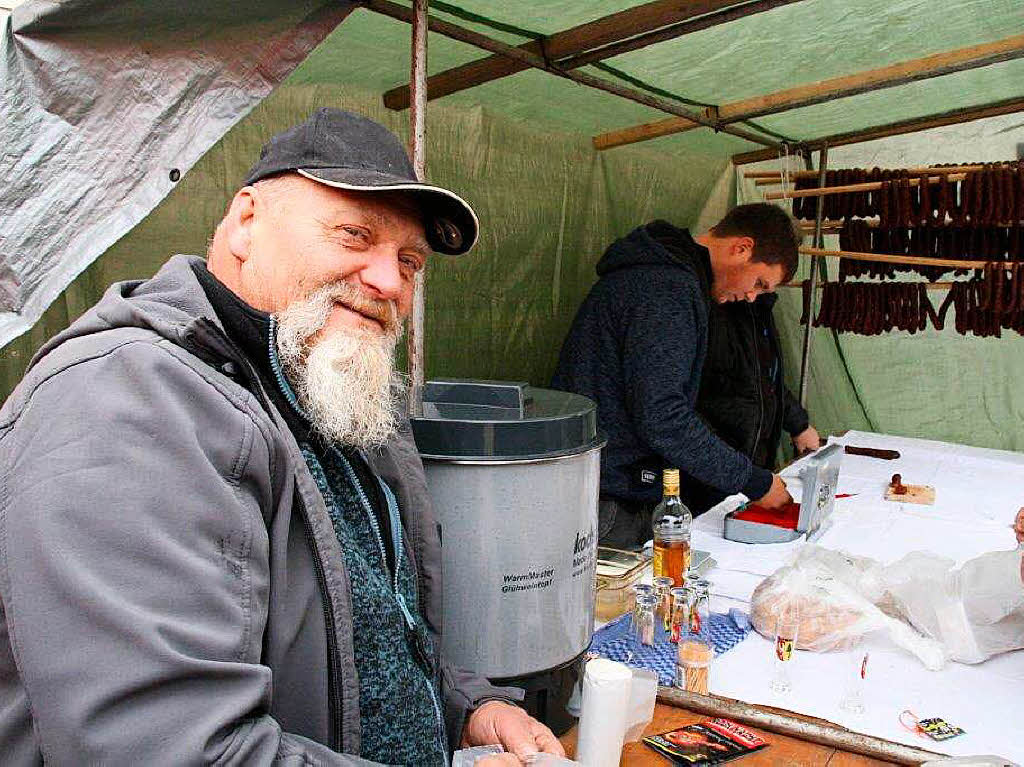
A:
711,203,801,282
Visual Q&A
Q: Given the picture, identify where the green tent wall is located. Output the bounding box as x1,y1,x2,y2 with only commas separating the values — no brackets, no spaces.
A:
0,81,729,398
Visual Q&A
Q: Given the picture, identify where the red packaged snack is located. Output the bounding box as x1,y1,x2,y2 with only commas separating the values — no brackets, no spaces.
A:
643,718,768,764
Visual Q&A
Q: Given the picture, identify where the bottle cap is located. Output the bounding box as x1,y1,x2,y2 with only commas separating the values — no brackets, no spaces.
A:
663,468,680,493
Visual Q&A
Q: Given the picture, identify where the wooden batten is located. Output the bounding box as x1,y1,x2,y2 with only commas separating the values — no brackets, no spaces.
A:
764,172,968,200
596,34,1024,150
752,164,998,184
780,281,959,290
559,0,806,72
592,115,699,149
732,96,1024,164
800,246,1015,270
713,33,1024,123
366,0,779,148
382,0,750,110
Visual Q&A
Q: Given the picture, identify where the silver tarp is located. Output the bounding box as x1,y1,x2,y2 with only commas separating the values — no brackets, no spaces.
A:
0,0,354,347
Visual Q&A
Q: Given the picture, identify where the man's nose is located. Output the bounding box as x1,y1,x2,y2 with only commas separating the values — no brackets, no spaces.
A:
358,250,404,301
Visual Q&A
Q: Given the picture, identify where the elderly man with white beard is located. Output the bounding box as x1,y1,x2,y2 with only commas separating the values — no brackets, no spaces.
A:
0,109,563,766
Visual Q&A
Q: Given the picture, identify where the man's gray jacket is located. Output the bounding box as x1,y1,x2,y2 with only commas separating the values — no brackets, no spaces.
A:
0,256,511,765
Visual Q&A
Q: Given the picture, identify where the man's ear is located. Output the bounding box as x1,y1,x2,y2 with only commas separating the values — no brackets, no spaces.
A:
733,235,755,262
224,187,257,262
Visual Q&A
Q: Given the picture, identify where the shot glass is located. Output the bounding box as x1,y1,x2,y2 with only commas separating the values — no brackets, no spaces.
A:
669,587,688,643
631,594,658,655
650,576,674,643
628,584,653,638
769,604,800,694
687,579,711,642
839,650,869,716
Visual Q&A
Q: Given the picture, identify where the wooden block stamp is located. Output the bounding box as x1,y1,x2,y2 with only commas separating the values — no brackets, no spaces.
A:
885,473,935,505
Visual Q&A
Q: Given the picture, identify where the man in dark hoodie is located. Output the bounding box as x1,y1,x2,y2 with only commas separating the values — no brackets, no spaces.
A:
552,203,801,548
693,288,821,513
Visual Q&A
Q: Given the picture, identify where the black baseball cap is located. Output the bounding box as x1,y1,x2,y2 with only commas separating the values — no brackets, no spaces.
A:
244,108,478,255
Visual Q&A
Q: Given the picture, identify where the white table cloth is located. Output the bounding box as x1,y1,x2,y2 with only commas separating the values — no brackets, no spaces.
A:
695,431,1024,760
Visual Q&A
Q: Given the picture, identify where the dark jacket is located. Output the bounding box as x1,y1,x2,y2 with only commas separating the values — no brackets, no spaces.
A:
0,256,513,765
693,293,809,509
551,221,773,508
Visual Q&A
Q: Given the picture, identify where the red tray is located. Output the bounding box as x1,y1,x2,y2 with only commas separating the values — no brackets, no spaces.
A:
729,502,801,530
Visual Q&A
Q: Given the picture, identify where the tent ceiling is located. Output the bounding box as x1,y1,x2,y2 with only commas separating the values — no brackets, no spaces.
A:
289,0,1024,158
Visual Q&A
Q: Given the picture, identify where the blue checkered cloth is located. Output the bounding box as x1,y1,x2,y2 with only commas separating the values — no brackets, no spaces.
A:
589,610,752,686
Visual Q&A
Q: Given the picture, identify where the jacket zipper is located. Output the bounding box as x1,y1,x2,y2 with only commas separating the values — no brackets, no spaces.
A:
375,477,448,767
192,317,345,750
335,450,448,765
263,318,346,749
266,317,444,759
765,309,788,446
747,304,765,460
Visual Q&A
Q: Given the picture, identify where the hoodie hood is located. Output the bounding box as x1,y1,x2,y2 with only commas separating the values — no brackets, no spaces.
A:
596,220,709,279
30,255,228,371
757,290,779,312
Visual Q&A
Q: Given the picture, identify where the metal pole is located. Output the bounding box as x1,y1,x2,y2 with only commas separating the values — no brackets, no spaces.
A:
798,144,828,407
407,0,428,417
658,689,947,765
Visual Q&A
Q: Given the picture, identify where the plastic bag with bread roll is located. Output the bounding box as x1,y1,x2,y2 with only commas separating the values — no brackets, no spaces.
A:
750,546,946,669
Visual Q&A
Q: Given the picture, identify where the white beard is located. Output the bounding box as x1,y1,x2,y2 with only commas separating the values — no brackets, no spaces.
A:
275,283,404,449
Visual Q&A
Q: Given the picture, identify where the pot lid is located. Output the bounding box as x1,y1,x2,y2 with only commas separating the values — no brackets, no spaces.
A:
410,379,602,460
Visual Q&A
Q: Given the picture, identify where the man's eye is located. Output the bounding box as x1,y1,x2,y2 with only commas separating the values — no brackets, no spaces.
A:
400,255,423,273
340,226,368,240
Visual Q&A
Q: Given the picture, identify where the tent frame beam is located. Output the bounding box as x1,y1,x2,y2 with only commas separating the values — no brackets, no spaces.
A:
363,0,780,149
380,0,789,111
554,0,805,74
749,162,992,182
593,32,1024,150
732,95,1024,164
763,171,970,201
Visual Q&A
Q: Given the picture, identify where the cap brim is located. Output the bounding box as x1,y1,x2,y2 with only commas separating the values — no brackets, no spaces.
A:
297,167,479,256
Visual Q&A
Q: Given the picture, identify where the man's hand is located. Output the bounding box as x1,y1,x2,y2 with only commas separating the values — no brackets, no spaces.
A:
755,474,792,508
463,701,565,761
792,426,821,456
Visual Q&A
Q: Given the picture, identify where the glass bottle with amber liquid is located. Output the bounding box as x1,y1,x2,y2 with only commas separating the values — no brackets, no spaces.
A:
651,468,692,586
